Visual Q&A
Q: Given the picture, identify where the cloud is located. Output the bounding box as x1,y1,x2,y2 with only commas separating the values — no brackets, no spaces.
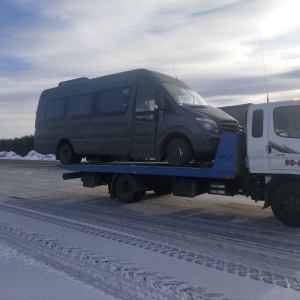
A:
1,0,300,138
260,0,300,38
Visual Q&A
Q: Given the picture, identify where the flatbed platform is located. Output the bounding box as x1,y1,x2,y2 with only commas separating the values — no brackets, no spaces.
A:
59,133,246,180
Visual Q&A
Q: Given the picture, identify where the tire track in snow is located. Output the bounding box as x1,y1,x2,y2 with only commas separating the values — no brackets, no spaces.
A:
0,203,299,293
0,221,227,300
7,197,300,257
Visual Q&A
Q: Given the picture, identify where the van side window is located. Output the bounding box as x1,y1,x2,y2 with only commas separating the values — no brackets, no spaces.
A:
274,105,300,138
66,94,92,117
45,99,65,120
98,87,130,115
252,109,263,138
135,78,156,120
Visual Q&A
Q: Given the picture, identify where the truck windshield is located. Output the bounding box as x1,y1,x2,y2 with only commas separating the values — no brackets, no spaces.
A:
274,105,300,138
163,83,207,106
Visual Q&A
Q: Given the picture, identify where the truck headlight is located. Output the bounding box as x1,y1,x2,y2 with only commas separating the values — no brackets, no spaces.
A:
195,117,219,132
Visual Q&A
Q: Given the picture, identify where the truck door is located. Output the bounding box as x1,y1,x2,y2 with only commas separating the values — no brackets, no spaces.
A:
132,77,158,159
268,104,300,171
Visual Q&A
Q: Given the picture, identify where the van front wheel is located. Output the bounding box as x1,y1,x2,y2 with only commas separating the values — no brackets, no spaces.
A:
59,143,81,164
166,138,193,167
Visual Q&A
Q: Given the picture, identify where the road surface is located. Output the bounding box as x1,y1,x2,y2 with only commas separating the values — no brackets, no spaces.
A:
0,160,299,299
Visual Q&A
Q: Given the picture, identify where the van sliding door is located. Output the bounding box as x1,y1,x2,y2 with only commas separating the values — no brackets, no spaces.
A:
93,87,132,156
132,78,157,159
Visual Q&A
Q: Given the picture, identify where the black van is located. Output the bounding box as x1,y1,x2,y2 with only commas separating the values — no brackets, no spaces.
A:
35,69,239,166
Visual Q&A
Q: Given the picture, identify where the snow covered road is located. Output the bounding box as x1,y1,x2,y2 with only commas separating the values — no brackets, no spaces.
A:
0,160,299,299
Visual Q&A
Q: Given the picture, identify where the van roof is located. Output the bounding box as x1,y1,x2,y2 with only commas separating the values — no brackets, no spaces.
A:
55,68,187,88
40,69,189,100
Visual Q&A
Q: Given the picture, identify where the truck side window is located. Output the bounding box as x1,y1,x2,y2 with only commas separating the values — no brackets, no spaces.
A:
45,99,65,120
252,109,263,138
135,78,156,119
274,105,300,138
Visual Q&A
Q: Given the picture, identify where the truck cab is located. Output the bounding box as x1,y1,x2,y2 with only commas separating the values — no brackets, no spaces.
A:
246,100,300,175
246,100,300,226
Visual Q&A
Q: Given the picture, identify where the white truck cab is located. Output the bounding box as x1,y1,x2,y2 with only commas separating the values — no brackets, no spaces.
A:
247,100,300,175
246,100,300,226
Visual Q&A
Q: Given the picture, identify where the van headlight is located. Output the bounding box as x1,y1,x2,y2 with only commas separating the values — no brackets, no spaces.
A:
195,117,219,132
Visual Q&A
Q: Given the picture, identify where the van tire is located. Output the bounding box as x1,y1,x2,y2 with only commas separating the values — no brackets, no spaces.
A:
59,143,81,164
166,138,193,167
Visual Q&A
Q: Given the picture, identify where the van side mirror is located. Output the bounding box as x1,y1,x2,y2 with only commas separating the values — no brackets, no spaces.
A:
156,94,167,110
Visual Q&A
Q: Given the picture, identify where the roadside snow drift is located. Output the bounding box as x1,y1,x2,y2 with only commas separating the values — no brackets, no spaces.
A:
0,150,55,161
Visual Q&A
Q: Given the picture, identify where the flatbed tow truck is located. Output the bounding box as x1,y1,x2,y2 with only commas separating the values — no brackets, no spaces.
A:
59,100,300,227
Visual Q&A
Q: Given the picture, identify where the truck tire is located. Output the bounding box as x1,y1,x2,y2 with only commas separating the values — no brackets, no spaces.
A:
59,143,81,164
114,175,145,203
271,183,300,227
166,138,193,167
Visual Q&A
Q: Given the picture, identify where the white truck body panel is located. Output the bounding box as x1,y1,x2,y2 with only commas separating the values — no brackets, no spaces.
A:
247,100,300,175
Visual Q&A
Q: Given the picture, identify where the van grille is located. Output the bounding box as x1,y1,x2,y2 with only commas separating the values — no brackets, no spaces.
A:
220,120,240,133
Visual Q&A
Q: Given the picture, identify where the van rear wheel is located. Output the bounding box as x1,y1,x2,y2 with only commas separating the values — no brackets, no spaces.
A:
59,143,81,164
166,138,193,167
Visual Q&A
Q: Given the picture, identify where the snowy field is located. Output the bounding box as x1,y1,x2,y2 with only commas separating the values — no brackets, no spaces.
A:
0,159,299,300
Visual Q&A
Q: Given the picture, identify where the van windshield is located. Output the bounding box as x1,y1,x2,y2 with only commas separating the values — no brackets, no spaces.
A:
163,83,207,106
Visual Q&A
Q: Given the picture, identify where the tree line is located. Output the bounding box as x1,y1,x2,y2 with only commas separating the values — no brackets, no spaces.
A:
0,135,35,157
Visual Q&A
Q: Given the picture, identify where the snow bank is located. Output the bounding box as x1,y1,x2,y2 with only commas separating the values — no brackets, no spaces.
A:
24,150,56,160
0,150,55,161
0,151,22,159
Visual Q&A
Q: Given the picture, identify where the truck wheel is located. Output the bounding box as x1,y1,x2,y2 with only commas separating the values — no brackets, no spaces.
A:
166,138,193,167
59,143,81,164
271,183,300,227
114,175,143,203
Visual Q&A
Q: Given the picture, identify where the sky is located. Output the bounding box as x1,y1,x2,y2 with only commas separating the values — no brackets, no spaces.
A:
1,0,300,139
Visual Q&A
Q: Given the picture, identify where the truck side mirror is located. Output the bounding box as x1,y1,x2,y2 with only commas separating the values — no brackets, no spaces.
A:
155,94,167,110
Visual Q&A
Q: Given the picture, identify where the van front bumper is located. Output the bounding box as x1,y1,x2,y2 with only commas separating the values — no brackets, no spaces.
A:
191,134,221,160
